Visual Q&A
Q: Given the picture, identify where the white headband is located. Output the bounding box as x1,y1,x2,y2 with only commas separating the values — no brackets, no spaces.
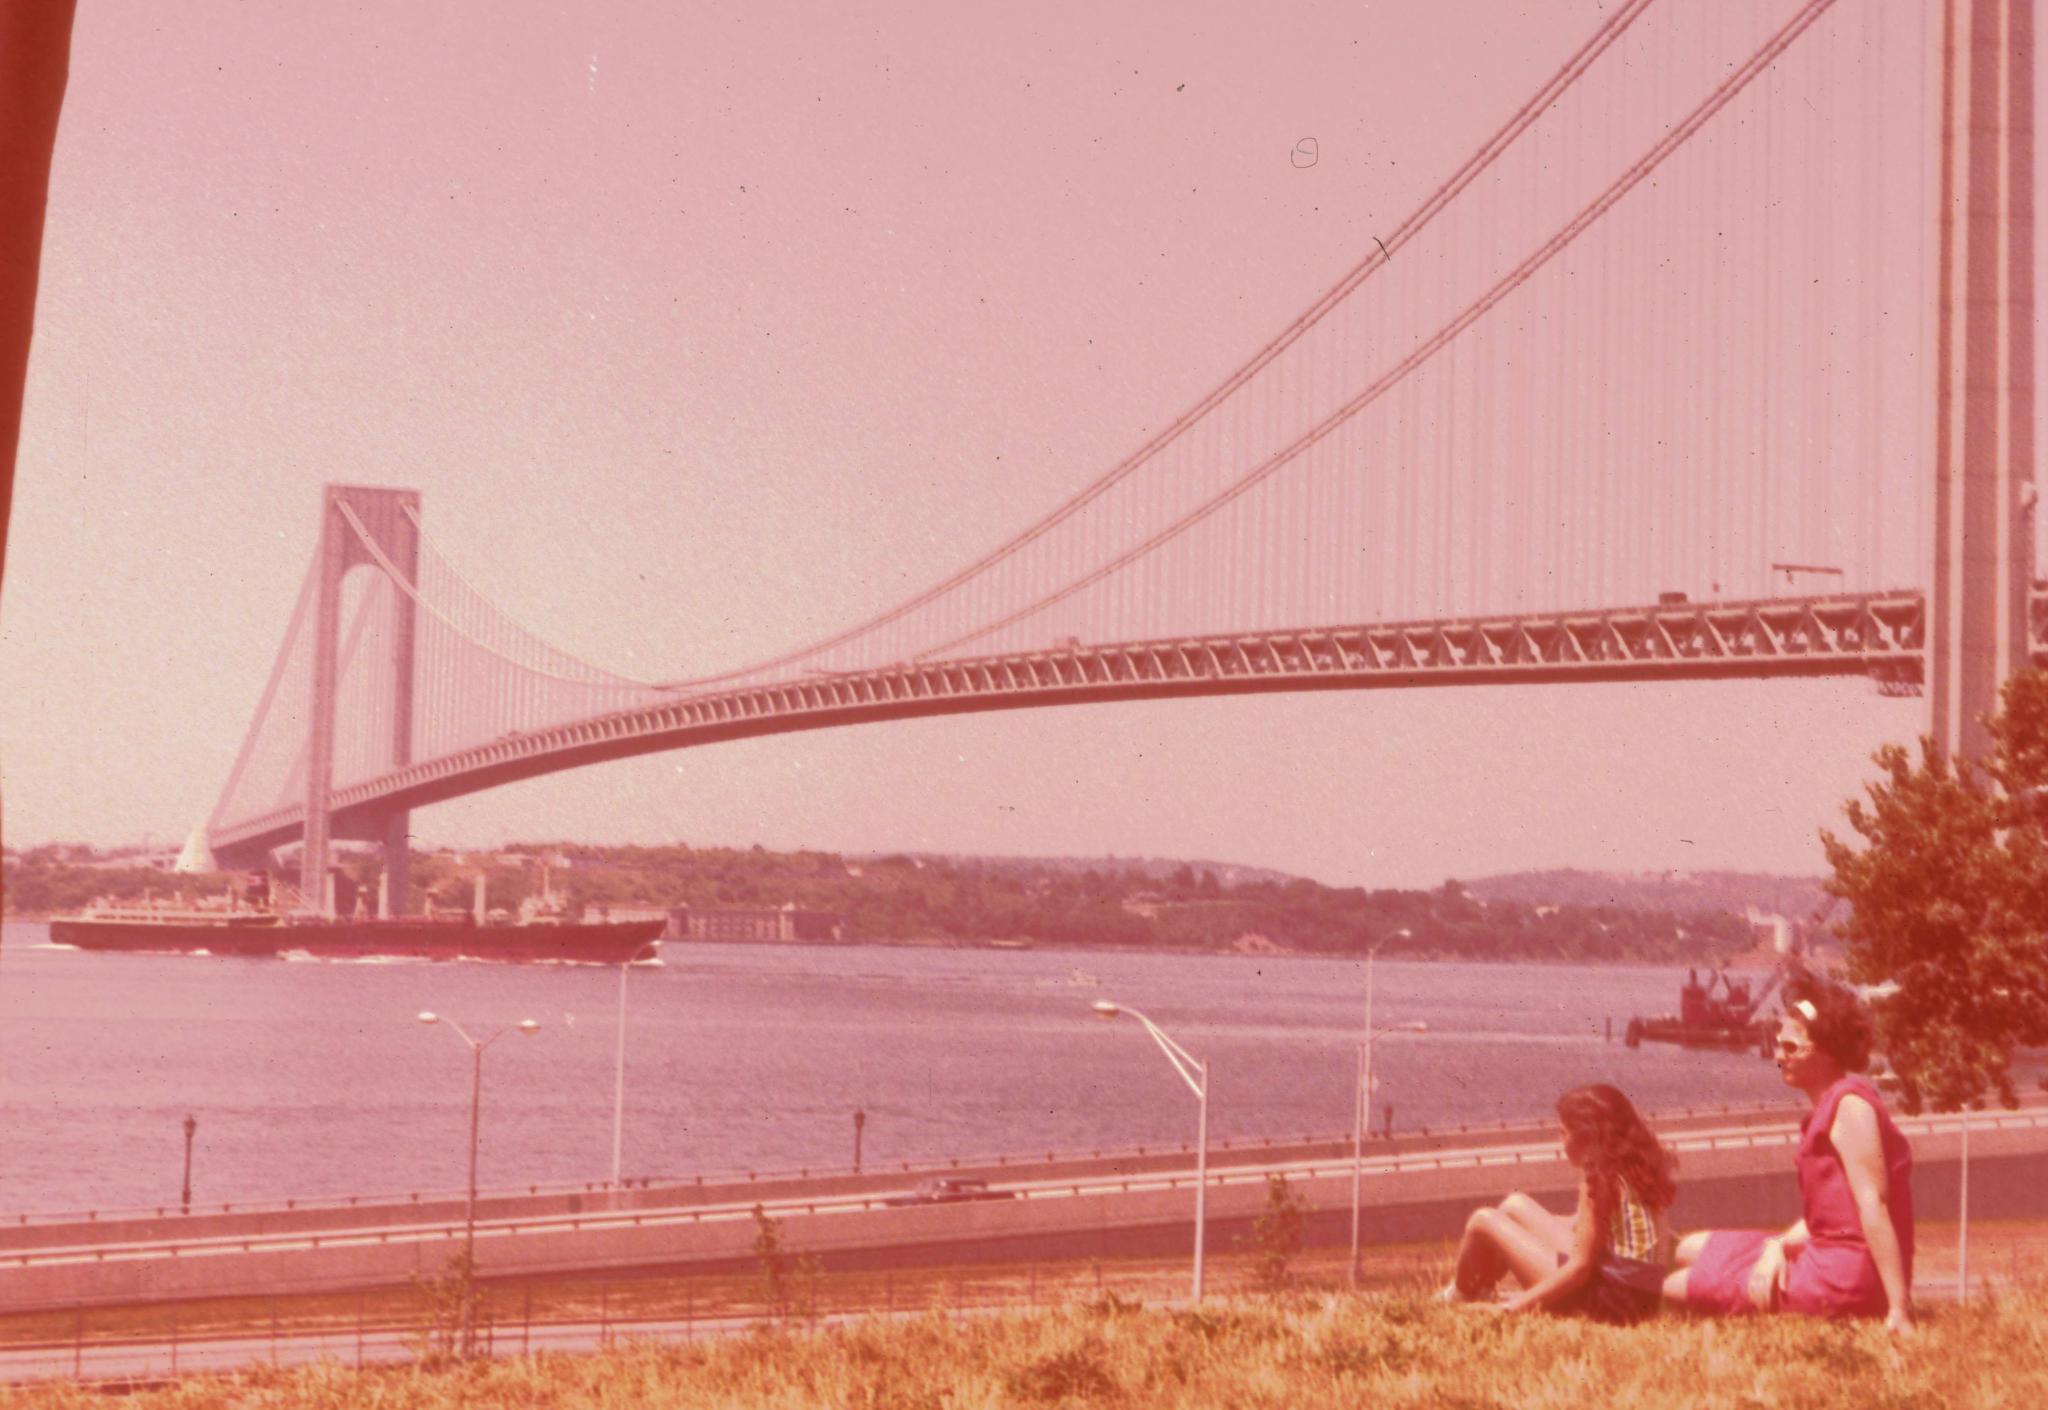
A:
1792,999,1819,1023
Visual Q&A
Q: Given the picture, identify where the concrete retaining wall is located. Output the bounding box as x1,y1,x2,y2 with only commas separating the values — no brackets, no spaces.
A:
4,1121,2039,1313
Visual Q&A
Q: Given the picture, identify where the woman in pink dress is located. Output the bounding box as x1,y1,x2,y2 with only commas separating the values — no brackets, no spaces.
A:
1662,974,1915,1334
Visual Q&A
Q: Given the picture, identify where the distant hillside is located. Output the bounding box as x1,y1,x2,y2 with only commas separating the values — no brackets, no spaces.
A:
509,844,1759,963
878,853,1299,890
1462,869,1831,920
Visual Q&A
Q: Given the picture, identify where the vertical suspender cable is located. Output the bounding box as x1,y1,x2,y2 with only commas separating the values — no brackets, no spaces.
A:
209,556,318,831
1811,17,1830,575
1758,0,1775,596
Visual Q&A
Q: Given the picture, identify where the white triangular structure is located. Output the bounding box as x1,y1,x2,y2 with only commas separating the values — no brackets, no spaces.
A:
173,827,219,874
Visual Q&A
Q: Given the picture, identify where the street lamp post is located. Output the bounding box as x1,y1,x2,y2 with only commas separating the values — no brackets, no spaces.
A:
1959,1103,1971,1301
1966,784,2048,1299
1873,1057,1970,1306
1350,936,1427,1285
180,1114,196,1215
1349,1017,1428,1285
417,1012,540,1267
610,940,663,1195
1092,999,1209,1301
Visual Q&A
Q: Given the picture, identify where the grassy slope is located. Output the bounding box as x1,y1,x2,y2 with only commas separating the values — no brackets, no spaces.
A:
6,1287,2047,1409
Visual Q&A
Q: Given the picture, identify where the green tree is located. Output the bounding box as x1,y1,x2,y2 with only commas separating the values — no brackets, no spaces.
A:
1822,670,2048,1113
749,1202,822,1324
1246,1173,1306,1293
408,1247,482,1363
751,1203,792,1317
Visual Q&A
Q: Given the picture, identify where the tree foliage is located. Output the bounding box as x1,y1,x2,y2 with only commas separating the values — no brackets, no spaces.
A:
1246,1172,1307,1293
751,1202,794,1319
0,863,211,917
1823,670,2048,1113
408,1247,482,1364
5,839,1767,964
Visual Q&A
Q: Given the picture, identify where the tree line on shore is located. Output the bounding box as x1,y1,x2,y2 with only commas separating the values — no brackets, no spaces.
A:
3,840,1761,964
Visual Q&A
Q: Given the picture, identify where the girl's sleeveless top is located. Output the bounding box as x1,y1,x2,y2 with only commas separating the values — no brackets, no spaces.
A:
1607,1177,1659,1262
1555,1173,1666,1324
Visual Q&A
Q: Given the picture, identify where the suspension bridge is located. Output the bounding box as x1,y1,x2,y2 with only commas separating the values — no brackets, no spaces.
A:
201,0,2043,914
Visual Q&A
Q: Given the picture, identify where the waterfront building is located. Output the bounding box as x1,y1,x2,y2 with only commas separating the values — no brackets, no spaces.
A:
667,901,847,943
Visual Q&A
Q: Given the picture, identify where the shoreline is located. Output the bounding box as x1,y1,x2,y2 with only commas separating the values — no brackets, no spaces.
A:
0,918,1741,969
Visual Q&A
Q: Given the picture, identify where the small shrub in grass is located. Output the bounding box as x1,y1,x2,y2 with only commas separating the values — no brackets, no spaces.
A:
407,1247,482,1365
1170,1303,1283,1349
749,1202,797,1323
749,1203,826,1326
1004,1339,1118,1403
1245,1172,1306,1293
1084,1289,1144,1319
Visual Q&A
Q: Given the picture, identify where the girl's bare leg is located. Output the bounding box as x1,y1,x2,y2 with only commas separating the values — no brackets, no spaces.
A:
1498,1191,1575,1261
1664,1230,1734,1306
1452,1205,1562,1299
1669,1230,1713,1268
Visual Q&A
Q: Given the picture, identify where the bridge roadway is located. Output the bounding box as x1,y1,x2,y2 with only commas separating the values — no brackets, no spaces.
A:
210,587,1960,864
4,1099,2045,1314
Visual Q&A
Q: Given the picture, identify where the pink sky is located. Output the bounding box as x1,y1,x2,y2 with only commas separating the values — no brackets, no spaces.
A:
0,0,2013,888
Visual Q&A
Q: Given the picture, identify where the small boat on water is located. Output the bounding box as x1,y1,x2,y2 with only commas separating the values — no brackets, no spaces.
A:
48,871,661,965
1623,966,1778,1057
1621,901,1838,1059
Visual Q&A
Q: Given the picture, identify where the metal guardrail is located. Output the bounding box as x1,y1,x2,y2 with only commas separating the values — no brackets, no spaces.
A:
29,1103,2048,1272
31,1104,2020,1271
0,1134,1372,1227
0,1148,1577,1268
2,1098,1814,1229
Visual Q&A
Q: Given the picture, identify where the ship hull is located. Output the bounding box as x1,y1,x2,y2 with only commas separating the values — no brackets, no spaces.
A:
48,917,662,964
280,919,663,963
50,916,287,957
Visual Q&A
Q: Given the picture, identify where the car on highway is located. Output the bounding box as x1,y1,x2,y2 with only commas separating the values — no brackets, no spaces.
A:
881,1177,1016,1207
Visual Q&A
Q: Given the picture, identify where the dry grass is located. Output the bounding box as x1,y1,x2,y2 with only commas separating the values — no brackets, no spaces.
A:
4,1282,2048,1409
3,1224,2042,1407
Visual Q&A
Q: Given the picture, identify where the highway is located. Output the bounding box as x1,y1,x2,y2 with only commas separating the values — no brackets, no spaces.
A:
4,1099,2045,1314
5,1110,1832,1268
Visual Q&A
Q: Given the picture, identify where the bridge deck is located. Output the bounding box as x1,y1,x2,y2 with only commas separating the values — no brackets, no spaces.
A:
212,589,1967,861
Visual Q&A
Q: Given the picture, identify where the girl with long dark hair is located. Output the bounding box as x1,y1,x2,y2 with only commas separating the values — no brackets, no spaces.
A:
1444,1082,1677,1322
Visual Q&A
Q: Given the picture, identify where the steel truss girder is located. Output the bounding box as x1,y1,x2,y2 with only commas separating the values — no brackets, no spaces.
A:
210,588,2002,860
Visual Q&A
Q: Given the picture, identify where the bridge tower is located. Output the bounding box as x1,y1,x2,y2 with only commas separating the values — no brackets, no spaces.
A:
1932,0,2036,761
300,485,420,917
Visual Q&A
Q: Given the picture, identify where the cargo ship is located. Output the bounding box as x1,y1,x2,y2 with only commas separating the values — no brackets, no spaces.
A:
47,872,662,965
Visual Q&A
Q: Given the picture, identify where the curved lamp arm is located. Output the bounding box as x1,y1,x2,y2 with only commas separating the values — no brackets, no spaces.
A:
1093,1000,1205,1097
